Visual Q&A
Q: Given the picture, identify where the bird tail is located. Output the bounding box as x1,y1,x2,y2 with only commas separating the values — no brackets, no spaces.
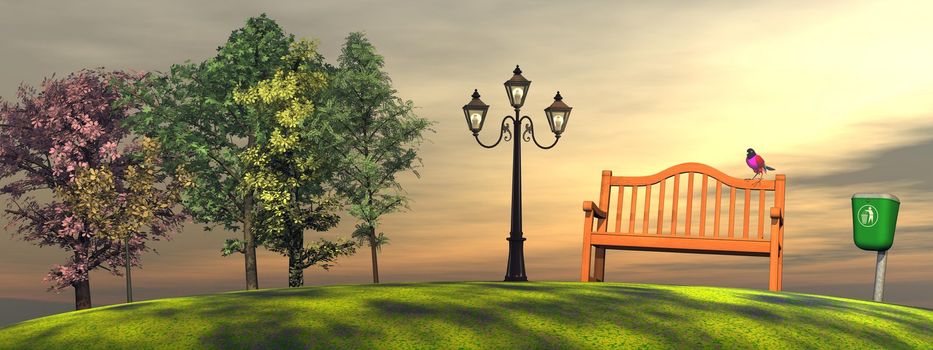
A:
765,166,775,171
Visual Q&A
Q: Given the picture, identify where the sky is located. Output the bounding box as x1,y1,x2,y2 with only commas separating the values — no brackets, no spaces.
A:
1,0,931,326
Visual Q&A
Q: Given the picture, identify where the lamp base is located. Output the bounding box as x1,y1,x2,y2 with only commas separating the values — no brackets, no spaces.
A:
504,235,527,282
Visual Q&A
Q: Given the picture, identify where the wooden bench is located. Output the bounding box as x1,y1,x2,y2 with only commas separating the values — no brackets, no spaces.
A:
581,162,786,291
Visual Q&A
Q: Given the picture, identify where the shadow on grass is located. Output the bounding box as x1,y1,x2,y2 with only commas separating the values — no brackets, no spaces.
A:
1,282,929,349
352,282,930,349
500,284,714,347
194,291,385,349
223,287,332,299
18,323,63,345
748,293,920,319
351,283,714,348
741,293,932,344
366,297,578,349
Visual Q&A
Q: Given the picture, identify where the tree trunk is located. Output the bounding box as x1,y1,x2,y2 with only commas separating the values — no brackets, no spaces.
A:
370,225,379,284
288,251,303,288
244,191,259,290
243,135,259,290
74,278,91,310
288,225,304,288
124,236,133,303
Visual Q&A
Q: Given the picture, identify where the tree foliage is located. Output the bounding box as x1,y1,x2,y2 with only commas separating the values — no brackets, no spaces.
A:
234,39,356,287
122,14,295,289
59,137,191,243
0,69,187,309
329,32,434,283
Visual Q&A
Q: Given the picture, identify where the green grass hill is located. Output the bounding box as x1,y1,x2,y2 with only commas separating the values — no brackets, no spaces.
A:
0,282,930,349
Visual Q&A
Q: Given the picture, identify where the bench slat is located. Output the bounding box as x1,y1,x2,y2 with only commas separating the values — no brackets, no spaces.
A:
759,189,766,239
615,186,624,233
657,179,666,235
700,175,708,237
728,187,736,238
714,181,722,237
589,233,771,256
671,174,680,235
744,189,751,239
643,185,652,234
629,186,638,233
685,173,694,236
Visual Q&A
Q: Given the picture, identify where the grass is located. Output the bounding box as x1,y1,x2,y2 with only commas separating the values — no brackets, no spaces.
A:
0,282,930,349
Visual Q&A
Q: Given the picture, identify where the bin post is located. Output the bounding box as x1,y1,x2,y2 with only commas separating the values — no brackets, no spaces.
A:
873,250,887,302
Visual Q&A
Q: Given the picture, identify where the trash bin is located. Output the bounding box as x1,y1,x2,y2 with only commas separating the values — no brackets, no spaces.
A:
852,193,900,251
851,192,900,302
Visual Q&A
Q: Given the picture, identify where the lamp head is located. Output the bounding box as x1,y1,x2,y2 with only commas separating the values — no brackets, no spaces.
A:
504,65,531,108
463,89,489,134
544,91,572,135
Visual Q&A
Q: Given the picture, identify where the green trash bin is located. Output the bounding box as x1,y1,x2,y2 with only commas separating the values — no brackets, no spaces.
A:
851,193,900,302
851,193,900,251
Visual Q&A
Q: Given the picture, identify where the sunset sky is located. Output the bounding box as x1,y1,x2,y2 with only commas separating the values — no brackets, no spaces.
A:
1,0,931,326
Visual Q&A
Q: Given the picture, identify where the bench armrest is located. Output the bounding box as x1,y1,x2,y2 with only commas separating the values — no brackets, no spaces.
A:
769,207,782,219
770,207,783,223
583,201,607,219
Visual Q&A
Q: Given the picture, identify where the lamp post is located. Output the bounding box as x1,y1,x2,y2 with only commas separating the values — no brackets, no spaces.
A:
462,65,572,282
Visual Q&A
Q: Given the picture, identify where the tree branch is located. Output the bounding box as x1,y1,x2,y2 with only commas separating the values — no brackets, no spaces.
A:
0,123,33,130
204,149,239,182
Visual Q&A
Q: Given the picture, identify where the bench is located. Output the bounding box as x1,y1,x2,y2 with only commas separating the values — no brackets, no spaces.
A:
580,162,786,291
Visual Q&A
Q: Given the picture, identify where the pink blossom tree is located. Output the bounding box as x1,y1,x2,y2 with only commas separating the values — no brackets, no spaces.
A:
0,69,187,310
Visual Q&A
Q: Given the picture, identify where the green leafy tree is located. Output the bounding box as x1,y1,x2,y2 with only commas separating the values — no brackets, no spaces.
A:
122,14,293,290
235,39,356,287
329,32,434,283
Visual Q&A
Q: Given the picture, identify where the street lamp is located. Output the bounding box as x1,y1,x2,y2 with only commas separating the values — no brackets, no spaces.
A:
462,65,572,281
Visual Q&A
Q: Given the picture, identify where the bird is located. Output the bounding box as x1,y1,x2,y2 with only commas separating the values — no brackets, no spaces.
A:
745,148,775,180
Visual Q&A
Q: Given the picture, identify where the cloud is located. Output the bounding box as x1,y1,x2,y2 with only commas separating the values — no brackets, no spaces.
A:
793,123,933,192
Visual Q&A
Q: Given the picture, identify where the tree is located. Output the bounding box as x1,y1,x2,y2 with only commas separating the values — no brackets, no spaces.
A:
233,39,356,287
329,32,434,283
122,14,293,290
0,70,187,310
59,137,191,303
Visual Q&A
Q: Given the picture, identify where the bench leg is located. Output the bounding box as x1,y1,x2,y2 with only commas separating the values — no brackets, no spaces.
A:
581,243,592,282
777,244,784,291
594,247,606,282
769,250,780,291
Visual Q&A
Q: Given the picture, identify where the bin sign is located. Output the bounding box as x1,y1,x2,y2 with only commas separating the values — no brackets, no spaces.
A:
852,193,900,251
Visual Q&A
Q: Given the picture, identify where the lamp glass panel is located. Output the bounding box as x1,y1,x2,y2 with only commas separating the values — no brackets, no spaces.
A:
469,109,484,129
510,86,525,105
551,112,565,132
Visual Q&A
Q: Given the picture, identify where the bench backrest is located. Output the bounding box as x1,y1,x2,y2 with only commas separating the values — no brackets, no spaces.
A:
594,162,785,241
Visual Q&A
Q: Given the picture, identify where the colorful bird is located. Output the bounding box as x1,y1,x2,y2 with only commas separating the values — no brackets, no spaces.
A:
746,148,775,180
